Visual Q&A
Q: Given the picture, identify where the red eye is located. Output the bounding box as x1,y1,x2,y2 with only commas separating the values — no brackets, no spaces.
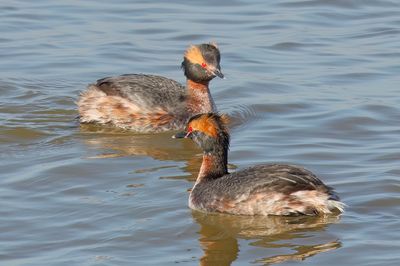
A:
185,126,193,138
201,63,207,69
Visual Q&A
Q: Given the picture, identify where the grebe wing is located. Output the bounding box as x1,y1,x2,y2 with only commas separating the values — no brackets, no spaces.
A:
222,164,329,197
95,74,186,108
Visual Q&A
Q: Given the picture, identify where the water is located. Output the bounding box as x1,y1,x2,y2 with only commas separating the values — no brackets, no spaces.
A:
1,0,399,265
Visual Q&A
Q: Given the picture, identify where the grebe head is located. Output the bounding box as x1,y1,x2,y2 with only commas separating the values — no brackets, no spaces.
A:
181,43,224,83
174,113,229,154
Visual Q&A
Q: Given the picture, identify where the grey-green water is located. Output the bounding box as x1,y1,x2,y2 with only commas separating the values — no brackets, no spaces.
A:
1,0,399,265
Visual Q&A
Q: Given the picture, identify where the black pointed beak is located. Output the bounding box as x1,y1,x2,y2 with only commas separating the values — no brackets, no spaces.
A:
172,131,188,139
214,68,224,79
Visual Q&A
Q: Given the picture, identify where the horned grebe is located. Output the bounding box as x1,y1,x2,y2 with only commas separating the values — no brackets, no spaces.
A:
78,43,223,132
174,113,345,216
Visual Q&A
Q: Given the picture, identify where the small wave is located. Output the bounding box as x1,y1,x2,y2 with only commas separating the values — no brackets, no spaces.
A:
222,104,260,130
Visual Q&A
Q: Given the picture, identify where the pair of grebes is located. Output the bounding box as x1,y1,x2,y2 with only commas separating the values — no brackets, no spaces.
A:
78,43,345,216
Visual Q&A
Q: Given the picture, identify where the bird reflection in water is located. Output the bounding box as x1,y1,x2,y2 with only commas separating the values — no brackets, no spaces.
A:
192,211,341,266
78,124,203,179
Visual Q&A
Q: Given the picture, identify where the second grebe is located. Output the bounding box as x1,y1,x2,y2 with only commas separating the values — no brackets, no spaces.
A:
174,113,345,216
78,43,223,132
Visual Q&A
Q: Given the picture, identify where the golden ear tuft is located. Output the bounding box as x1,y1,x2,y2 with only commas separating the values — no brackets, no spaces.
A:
184,45,205,65
219,114,230,126
187,113,231,138
188,114,218,138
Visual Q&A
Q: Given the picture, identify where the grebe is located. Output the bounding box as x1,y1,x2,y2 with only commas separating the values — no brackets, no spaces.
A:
173,113,345,216
78,43,223,132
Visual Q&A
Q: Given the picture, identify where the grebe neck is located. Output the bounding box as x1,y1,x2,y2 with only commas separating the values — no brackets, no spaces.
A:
197,144,228,184
186,79,216,114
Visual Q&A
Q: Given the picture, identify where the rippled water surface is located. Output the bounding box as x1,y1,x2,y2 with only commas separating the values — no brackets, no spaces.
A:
1,0,400,265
